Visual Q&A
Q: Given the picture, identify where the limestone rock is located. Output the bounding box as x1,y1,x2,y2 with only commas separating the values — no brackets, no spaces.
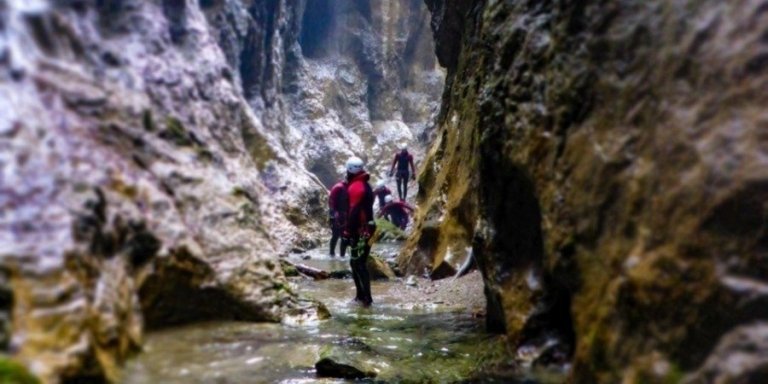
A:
220,0,445,187
1,1,440,380
315,346,377,380
367,255,397,280
0,0,322,381
684,324,768,384
404,0,768,382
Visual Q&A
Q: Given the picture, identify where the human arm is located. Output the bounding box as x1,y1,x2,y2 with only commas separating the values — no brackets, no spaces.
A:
328,186,338,222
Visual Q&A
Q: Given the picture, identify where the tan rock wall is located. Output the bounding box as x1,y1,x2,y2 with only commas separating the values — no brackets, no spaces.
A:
408,0,768,381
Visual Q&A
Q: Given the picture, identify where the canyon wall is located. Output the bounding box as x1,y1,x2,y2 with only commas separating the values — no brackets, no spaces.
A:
223,0,444,186
0,0,441,382
405,0,768,381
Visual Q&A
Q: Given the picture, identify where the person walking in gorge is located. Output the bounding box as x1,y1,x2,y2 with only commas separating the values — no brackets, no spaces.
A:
373,179,392,209
327,179,348,258
378,195,414,230
343,156,376,307
389,143,416,201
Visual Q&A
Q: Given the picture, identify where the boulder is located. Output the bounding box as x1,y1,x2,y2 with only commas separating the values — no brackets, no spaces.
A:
374,219,408,242
315,346,377,380
367,255,397,280
429,260,457,280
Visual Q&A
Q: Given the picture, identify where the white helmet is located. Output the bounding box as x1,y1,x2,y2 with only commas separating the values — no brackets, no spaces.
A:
400,143,408,151
375,180,385,188
345,156,364,174
384,195,394,203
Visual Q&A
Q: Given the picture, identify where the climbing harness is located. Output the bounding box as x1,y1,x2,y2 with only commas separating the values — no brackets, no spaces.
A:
349,226,379,260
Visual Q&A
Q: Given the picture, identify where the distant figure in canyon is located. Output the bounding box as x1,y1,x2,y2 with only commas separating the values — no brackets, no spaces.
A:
389,144,416,201
373,179,392,209
328,179,348,257
343,156,376,306
378,195,414,230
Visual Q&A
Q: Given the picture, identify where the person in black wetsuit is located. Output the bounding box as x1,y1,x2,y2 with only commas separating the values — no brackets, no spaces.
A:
388,144,416,201
342,156,376,307
373,179,392,209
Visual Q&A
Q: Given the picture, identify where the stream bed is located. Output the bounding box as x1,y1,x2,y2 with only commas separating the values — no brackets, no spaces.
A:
120,245,566,383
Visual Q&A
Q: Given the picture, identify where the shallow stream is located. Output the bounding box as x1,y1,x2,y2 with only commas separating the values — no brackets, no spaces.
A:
121,245,565,383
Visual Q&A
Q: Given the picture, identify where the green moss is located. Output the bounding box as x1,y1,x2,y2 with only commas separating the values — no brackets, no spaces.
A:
231,186,247,197
240,121,275,170
272,282,294,295
159,117,194,147
280,261,299,277
196,148,215,163
374,218,407,241
0,358,40,384
662,364,685,384
236,203,260,228
142,110,155,132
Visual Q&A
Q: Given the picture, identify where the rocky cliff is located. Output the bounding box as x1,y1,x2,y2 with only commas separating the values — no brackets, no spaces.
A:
1,0,440,382
405,0,768,382
219,0,444,186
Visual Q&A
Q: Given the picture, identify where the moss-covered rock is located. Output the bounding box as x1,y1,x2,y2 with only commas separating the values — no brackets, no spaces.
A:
410,0,768,382
374,218,407,242
0,358,40,384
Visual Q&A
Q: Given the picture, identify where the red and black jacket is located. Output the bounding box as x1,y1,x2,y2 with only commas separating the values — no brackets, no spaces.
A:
345,172,375,236
328,181,348,223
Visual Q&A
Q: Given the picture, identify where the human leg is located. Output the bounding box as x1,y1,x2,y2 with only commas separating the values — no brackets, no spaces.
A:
329,225,340,256
402,172,409,200
339,236,348,258
357,244,372,305
349,236,364,301
350,241,372,305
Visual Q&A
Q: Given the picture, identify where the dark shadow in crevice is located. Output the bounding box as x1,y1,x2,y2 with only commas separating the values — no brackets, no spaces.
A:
162,0,187,45
475,156,575,362
300,0,336,59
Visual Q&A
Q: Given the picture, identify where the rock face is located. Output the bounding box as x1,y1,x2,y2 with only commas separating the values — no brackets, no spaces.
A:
213,0,444,186
1,0,440,381
404,0,768,382
684,323,768,384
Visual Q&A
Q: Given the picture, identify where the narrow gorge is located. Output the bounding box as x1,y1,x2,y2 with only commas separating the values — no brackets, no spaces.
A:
2,0,767,383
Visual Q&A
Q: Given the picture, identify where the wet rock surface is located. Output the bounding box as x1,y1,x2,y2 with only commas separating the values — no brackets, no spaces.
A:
402,0,768,382
206,0,444,187
0,0,324,381
315,348,377,380
1,0,435,382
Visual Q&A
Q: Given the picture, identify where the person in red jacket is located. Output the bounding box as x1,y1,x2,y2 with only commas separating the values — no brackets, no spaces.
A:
389,143,416,201
343,156,376,306
372,179,392,209
378,195,415,230
327,180,348,257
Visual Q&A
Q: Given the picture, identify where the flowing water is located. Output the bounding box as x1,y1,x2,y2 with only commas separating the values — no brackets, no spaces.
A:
120,244,566,383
